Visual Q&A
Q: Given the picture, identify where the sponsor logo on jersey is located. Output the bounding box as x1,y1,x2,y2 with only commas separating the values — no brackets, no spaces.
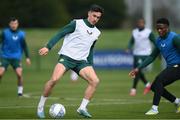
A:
87,30,93,35
161,43,166,47
12,35,18,41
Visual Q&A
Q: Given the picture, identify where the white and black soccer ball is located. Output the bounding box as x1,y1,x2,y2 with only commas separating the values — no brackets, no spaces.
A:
49,103,66,118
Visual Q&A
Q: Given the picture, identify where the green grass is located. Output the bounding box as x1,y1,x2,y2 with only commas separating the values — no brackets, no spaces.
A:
0,29,180,119
24,29,131,50
0,70,180,119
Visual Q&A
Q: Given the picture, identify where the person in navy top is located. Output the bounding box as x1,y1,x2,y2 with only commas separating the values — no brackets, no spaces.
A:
129,18,180,115
0,17,31,96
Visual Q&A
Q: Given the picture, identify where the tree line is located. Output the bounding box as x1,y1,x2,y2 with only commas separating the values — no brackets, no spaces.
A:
0,0,126,28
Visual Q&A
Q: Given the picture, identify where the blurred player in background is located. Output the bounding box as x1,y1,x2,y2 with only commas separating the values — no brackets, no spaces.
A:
126,18,156,96
37,4,104,118
129,18,180,115
0,17,31,96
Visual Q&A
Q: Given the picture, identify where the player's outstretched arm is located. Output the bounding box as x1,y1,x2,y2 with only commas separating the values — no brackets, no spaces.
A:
46,21,76,50
39,47,49,56
149,32,156,46
129,47,159,78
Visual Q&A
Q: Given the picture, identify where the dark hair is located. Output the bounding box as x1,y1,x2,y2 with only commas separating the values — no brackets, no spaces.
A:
89,4,104,14
9,17,18,22
156,18,169,26
137,18,144,21
137,18,145,23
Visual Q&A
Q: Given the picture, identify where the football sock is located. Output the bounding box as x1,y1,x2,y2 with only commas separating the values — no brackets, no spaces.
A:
174,98,180,105
152,105,158,111
79,98,89,110
18,86,23,94
38,96,47,111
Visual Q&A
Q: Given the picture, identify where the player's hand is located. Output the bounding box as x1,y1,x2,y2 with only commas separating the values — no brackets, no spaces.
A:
129,68,139,78
26,58,31,65
39,47,49,56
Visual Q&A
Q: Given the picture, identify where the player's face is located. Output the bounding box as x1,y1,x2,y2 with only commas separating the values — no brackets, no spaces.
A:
137,19,145,29
9,20,19,31
87,11,102,25
156,24,169,37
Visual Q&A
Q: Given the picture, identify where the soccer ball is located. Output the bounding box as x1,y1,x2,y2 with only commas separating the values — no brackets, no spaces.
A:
49,103,66,118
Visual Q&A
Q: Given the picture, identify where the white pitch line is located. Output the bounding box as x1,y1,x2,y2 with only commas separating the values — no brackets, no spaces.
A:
0,102,136,109
0,100,169,109
0,92,168,109
23,93,149,102
21,92,170,105
27,95,168,104
24,92,165,103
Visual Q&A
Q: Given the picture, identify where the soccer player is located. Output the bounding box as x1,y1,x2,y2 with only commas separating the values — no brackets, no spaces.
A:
0,17,31,96
127,18,156,96
129,18,180,115
37,4,104,118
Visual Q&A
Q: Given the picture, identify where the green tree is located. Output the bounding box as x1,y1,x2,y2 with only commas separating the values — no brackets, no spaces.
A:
0,0,126,28
63,0,126,28
0,0,70,27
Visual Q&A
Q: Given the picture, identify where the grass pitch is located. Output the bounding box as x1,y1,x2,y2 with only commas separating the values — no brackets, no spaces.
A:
0,29,180,119
0,70,180,119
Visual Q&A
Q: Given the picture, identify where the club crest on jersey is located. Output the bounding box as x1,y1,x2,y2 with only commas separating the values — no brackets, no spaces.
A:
87,30,93,35
12,35,18,41
161,43,166,47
